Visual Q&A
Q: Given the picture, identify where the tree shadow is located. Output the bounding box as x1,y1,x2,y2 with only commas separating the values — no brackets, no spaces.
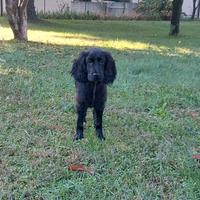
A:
26,19,200,50
1,17,200,57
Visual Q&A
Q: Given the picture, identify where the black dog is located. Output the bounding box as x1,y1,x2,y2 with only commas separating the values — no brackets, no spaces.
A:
71,48,117,140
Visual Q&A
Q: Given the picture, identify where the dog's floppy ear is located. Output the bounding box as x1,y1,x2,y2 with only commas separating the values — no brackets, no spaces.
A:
71,51,89,82
104,51,117,84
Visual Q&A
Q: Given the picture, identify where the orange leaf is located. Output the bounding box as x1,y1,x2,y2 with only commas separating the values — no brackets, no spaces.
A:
68,164,95,175
189,111,199,118
192,154,200,160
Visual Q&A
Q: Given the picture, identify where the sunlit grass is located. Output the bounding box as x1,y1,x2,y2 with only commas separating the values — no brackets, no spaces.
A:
1,22,200,57
30,30,156,52
0,26,154,50
0,66,32,77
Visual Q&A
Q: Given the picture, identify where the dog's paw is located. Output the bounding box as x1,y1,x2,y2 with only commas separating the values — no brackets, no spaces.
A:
98,135,105,141
96,129,105,141
73,132,84,141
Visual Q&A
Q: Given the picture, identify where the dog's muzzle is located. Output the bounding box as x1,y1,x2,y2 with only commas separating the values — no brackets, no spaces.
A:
88,73,103,82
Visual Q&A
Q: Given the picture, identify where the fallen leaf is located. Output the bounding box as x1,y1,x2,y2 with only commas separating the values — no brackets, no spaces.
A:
192,154,200,160
68,164,95,175
189,111,199,118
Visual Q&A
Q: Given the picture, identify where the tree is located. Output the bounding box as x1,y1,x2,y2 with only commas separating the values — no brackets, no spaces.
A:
198,0,200,18
138,0,172,19
169,0,183,36
5,0,29,41
1,0,3,16
191,0,200,19
27,0,37,20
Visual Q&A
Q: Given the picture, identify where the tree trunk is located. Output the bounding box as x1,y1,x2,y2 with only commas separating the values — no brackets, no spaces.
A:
169,0,183,36
27,0,37,20
197,0,200,18
1,0,3,16
191,0,197,19
5,0,29,41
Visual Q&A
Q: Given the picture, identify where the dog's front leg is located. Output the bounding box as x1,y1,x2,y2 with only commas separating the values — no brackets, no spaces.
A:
93,108,105,140
74,105,87,140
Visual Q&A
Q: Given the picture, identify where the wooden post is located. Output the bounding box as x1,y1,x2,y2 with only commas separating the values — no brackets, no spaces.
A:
197,0,200,18
0,0,3,16
44,0,46,13
191,0,197,19
27,0,37,20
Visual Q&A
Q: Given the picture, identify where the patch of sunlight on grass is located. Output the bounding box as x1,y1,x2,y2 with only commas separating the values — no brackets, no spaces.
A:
176,47,200,57
1,26,200,57
0,26,13,40
0,66,32,77
28,29,152,51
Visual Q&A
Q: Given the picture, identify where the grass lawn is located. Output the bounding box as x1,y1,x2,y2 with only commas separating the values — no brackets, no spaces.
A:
1,17,200,199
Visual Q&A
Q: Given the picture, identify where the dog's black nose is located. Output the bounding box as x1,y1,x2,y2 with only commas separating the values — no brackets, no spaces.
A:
93,73,100,80
88,73,102,82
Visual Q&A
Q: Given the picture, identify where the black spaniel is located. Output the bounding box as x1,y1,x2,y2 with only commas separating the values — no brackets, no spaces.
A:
71,48,117,140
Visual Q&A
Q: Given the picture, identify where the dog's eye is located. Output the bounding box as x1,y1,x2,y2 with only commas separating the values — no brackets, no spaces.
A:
97,57,103,63
88,58,94,63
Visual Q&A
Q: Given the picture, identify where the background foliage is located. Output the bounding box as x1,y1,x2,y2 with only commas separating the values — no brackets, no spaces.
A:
138,0,172,19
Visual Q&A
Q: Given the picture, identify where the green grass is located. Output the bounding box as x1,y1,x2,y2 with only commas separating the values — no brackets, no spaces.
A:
1,17,200,199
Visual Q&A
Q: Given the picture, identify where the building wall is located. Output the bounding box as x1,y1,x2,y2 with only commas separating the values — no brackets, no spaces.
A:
34,0,70,13
71,2,106,15
71,2,136,16
34,0,195,17
0,0,196,17
182,0,193,16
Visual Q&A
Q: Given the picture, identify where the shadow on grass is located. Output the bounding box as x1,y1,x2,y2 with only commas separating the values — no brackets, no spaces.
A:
1,17,200,57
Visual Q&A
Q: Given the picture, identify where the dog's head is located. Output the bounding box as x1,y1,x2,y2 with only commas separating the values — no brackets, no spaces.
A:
71,48,117,84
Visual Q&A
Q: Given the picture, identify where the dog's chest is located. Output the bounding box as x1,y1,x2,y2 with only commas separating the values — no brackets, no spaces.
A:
76,82,107,107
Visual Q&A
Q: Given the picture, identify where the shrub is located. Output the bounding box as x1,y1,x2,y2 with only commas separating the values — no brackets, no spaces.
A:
37,11,101,20
138,0,172,20
37,11,139,20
